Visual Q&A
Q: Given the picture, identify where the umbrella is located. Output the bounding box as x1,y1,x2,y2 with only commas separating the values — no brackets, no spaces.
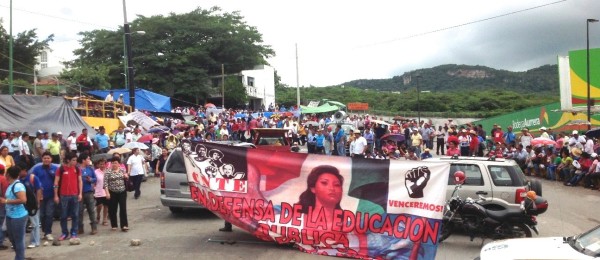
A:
108,147,131,155
91,153,111,162
175,123,189,129
304,121,319,127
205,103,216,108
585,127,600,138
530,137,557,147
380,133,405,143
371,119,391,126
147,128,165,134
137,134,153,143
325,100,346,108
185,120,198,126
122,142,149,150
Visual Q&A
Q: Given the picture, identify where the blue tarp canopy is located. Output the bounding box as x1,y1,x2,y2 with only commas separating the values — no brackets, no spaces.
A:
87,88,171,112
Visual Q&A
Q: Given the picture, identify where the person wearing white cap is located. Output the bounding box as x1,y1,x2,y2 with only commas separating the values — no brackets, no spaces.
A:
568,130,586,152
539,127,550,139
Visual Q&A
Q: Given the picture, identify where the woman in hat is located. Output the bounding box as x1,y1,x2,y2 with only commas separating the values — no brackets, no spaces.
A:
208,149,224,168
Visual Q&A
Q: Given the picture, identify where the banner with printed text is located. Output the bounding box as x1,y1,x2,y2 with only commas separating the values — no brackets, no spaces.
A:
182,141,449,259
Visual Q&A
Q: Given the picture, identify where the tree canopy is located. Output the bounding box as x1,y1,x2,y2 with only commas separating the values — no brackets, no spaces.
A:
63,7,274,105
0,20,53,94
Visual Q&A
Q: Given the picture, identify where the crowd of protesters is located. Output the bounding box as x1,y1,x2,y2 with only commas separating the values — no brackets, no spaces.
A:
2,100,600,259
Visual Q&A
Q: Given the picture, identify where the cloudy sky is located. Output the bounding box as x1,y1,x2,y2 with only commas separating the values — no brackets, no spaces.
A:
2,0,599,87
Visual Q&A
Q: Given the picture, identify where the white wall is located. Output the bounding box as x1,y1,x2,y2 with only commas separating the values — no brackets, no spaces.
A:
241,65,275,109
35,47,66,78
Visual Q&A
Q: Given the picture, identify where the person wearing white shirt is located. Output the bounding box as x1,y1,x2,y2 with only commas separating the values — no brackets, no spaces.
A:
519,128,533,148
539,127,550,139
105,91,114,102
585,137,594,154
1,133,14,153
568,130,586,152
127,148,146,199
67,131,78,153
19,133,31,156
351,130,368,157
124,128,133,143
219,124,230,140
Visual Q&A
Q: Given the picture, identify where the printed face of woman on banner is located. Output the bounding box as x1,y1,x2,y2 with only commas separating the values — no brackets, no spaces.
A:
311,170,343,210
298,165,344,216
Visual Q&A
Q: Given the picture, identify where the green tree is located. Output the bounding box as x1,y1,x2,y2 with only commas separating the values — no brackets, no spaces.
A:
224,76,247,108
0,20,53,93
63,7,274,105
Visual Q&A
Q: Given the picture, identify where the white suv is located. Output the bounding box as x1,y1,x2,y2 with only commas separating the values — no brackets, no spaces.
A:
425,156,543,207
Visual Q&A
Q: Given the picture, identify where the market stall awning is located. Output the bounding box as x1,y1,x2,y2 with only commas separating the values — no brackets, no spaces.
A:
300,103,340,114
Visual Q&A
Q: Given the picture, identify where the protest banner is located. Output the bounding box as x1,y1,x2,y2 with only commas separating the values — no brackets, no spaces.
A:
183,142,449,259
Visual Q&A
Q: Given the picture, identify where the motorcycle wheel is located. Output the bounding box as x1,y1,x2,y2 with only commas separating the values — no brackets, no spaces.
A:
439,220,454,242
507,223,532,238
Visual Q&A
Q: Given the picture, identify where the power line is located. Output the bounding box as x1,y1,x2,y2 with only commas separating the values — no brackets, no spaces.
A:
359,0,568,48
0,4,116,30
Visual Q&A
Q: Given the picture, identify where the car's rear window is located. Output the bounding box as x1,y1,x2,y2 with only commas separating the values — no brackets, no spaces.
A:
448,164,484,186
487,165,526,186
166,150,186,174
258,137,285,145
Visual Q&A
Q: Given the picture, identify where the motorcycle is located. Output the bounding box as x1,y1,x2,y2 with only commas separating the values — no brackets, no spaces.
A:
439,171,548,243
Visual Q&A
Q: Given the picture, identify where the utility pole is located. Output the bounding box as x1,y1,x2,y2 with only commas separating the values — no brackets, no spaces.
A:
123,0,135,110
221,64,225,109
295,43,300,109
9,0,14,94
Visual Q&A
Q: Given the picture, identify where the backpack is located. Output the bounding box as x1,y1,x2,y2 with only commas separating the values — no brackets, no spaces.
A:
11,175,38,216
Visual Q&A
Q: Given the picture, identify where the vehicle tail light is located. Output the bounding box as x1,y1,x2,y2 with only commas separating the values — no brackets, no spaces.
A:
515,188,527,204
160,171,165,189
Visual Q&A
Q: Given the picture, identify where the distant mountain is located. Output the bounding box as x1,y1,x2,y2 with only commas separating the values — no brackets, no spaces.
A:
340,64,558,94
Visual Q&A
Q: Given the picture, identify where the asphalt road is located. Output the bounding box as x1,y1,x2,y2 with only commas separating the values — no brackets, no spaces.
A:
1,176,598,260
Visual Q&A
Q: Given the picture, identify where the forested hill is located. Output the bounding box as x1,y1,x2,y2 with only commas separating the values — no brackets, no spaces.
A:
341,64,558,94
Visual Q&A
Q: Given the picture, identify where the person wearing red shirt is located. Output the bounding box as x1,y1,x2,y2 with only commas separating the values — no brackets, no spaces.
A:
390,122,400,134
248,117,259,141
232,119,240,141
469,130,480,156
493,125,504,145
447,129,459,149
76,128,91,155
446,140,460,157
53,153,82,241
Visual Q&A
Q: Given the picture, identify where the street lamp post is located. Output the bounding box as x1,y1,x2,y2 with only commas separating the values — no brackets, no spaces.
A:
587,18,598,130
416,75,422,126
122,0,136,110
122,31,145,90
8,0,13,94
